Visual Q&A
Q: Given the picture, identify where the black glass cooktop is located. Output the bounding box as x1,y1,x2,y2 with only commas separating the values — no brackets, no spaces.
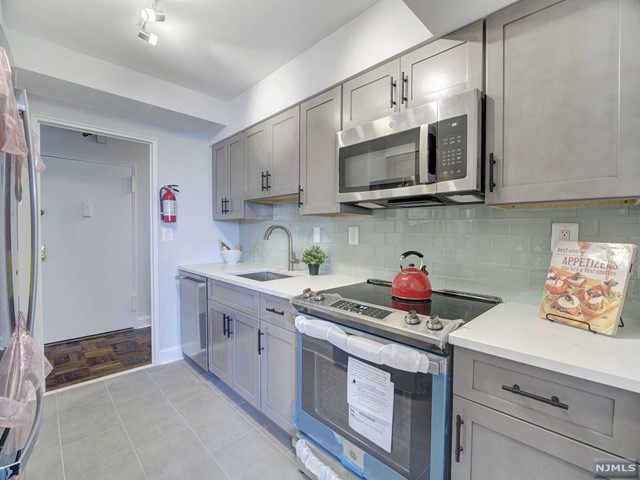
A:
325,279,500,323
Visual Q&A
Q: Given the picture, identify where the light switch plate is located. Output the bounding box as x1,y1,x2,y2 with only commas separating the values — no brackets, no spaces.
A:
313,227,321,244
348,226,359,245
551,223,579,248
83,201,92,217
162,227,173,241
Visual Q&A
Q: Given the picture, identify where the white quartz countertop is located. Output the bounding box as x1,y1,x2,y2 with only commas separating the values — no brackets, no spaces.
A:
449,302,640,393
177,262,364,299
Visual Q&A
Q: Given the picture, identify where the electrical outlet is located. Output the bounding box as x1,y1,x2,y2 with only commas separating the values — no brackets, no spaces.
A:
348,226,359,245
313,227,321,244
551,223,579,247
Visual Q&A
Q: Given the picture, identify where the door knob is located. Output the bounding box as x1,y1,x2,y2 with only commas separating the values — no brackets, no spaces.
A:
40,244,47,262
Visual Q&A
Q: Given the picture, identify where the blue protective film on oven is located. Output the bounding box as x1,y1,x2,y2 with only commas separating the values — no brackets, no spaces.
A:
430,372,452,480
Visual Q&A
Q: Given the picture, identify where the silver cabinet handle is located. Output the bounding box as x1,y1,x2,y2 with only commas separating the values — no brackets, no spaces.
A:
389,76,397,108
401,72,408,106
175,275,187,280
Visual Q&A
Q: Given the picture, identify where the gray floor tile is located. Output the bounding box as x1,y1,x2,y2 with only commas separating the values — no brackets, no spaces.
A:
205,374,247,407
62,426,145,480
40,394,58,429
137,428,229,480
116,389,186,449
151,364,211,404
57,381,121,446
213,429,299,480
235,402,294,454
105,369,158,406
146,359,186,376
24,424,63,480
174,390,254,452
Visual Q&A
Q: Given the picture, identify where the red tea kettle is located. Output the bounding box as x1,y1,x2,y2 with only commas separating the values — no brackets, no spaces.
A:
392,251,432,301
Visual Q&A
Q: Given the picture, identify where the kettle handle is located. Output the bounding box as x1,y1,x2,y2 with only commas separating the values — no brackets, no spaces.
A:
399,251,425,272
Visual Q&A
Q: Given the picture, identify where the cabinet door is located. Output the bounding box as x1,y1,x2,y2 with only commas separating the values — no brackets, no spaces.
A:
342,59,400,129
230,309,260,408
244,120,269,200
227,133,245,220
401,21,483,109
212,141,229,220
299,86,342,215
208,301,231,385
485,0,640,205
260,320,296,433
451,396,622,480
267,106,299,197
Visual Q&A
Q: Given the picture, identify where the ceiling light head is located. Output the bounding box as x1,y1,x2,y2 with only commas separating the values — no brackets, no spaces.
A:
138,27,158,46
141,7,165,22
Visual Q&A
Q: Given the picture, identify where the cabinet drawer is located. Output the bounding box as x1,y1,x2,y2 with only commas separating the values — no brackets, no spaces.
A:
207,280,260,317
259,294,296,332
453,347,640,459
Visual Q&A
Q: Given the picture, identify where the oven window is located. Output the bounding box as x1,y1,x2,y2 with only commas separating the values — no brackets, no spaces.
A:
338,128,422,194
301,335,433,480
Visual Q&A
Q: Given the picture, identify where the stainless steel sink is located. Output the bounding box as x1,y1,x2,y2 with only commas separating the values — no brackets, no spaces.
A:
234,271,293,282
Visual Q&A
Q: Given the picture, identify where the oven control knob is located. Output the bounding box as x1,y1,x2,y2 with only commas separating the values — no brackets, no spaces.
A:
314,291,325,301
302,288,313,299
404,310,420,325
426,315,443,331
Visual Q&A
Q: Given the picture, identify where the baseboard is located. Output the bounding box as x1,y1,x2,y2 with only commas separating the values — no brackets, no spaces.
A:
134,316,152,329
157,345,182,364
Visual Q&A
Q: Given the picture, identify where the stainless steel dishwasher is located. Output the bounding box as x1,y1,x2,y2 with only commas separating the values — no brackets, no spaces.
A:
176,271,208,370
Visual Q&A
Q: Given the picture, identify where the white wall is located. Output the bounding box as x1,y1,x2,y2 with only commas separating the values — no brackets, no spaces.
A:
213,0,432,141
40,125,152,325
30,95,239,362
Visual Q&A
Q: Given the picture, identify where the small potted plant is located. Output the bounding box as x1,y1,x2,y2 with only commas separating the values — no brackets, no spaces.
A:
301,246,328,276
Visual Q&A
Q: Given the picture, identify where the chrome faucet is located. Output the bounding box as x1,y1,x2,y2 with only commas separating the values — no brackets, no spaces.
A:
263,225,299,271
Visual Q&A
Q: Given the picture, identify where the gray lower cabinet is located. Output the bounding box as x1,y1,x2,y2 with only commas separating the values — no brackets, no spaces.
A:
485,0,640,205
451,396,621,480
212,134,245,220
208,301,231,385
229,308,260,408
259,319,296,433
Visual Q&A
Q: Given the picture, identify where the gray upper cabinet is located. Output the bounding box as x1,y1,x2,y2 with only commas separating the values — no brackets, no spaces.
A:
451,396,621,480
485,0,640,205
341,22,483,129
342,60,400,130
230,308,260,408
213,134,244,220
244,121,269,200
401,21,483,109
300,86,366,216
259,319,296,434
244,106,300,200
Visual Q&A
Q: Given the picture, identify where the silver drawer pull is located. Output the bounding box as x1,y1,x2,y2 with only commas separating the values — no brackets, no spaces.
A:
266,307,285,316
502,384,569,410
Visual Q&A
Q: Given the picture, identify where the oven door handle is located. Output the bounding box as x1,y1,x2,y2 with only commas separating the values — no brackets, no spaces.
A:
295,315,447,375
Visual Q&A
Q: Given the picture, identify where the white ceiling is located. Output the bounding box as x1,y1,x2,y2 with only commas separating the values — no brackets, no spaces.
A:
2,0,381,100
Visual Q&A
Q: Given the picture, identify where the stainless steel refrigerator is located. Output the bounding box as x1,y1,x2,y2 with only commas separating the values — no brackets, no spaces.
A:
0,88,43,478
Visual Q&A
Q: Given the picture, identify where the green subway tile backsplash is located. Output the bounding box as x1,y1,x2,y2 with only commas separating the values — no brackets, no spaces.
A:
239,204,640,306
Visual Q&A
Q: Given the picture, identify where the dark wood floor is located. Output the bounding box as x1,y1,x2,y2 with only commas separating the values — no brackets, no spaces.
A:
44,327,152,391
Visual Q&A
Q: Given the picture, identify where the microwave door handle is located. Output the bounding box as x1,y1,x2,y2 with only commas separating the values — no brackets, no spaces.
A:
419,123,437,184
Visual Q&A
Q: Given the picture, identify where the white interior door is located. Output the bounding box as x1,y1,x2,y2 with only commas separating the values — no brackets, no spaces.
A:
41,156,134,344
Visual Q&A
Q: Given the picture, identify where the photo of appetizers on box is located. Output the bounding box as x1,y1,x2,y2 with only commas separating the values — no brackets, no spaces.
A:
539,241,637,336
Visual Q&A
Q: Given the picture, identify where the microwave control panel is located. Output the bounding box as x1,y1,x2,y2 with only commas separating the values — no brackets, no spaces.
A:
436,114,467,181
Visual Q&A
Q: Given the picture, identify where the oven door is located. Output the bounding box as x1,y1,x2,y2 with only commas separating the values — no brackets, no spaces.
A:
336,104,438,205
294,315,451,480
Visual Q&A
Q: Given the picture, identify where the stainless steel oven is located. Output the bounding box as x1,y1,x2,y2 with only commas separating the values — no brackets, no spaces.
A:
294,315,451,480
336,89,483,208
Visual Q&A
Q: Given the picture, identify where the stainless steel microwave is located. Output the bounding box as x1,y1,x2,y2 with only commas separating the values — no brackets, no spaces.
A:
336,89,484,208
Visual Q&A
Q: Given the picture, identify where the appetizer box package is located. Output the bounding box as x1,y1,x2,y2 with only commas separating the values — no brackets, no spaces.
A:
539,241,637,336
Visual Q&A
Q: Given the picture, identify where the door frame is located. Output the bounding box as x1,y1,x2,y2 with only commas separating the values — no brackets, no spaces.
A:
31,114,160,367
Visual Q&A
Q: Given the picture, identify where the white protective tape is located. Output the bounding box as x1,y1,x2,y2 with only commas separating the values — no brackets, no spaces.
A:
295,316,441,375
296,439,343,480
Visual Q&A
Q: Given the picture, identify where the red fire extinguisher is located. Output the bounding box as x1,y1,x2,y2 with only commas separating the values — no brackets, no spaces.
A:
160,185,179,223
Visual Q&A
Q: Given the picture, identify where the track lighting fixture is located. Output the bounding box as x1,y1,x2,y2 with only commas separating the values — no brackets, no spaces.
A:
141,7,165,22
138,24,159,46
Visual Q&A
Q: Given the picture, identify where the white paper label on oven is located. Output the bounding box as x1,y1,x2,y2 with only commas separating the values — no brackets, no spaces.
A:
347,357,394,452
